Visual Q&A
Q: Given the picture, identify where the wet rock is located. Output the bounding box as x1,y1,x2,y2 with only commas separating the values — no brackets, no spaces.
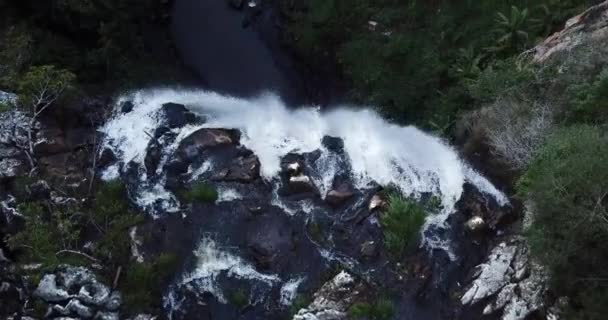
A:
144,141,162,175
368,194,386,212
212,153,260,183
456,183,513,230
360,241,378,259
465,216,486,233
321,136,344,153
177,128,240,161
98,148,117,168
160,103,197,128
288,175,317,195
77,282,111,307
104,291,122,311
127,315,157,320
325,182,354,207
293,271,360,320
246,213,294,270
120,101,134,113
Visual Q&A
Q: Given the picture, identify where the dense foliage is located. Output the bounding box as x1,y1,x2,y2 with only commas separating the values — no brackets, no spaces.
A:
0,0,179,93
288,0,587,129
518,126,608,318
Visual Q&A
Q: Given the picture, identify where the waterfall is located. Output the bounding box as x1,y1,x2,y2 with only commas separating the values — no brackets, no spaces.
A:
100,88,508,253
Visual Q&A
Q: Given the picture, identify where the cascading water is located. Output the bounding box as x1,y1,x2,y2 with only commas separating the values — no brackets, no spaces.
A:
99,88,509,317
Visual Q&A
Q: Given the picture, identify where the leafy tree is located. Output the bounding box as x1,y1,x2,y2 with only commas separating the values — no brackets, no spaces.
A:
488,6,531,54
16,65,76,167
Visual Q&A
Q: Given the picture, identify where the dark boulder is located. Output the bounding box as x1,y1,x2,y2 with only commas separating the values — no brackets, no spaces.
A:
120,101,134,113
246,212,295,271
212,154,260,183
177,128,240,161
322,136,344,153
144,141,163,176
325,181,354,207
161,103,198,129
98,148,117,168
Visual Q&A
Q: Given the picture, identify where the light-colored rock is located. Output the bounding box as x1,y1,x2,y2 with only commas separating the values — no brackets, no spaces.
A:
463,240,550,320
465,216,486,232
94,311,120,320
35,274,72,302
293,271,358,320
368,194,386,211
288,175,317,194
130,227,145,263
287,162,301,176
461,242,517,305
533,1,608,63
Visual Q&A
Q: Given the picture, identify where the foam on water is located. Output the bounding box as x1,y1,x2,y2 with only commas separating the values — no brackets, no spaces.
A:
177,237,279,303
100,88,508,251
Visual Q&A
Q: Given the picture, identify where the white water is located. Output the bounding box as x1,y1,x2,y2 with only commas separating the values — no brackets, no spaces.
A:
100,88,508,252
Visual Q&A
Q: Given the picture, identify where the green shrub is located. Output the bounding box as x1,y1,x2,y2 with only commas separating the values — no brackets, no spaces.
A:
183,182,218,203
121,253,179,314
518,125,608,319
289,294,310,316
90,180,143,267
567,69,608,124
227,289,249,308
467,57,537,103
380,194,426,257
348,298,394,320
8,202,60,267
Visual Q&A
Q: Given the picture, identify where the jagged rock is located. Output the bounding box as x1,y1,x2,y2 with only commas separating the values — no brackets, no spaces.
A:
463,240,550,320
35,266,120,318
53,299,94,318
293,271,359,320
128,315,157,320
98,148,117,168
177,128,240,161
35,274,72,302
160,102,197,128
77,282,111,307
368,194,386,211
465,216,486,232
461,242,517,305
211,154,260,182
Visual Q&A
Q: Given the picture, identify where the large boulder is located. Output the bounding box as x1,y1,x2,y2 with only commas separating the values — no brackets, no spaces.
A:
246,213,295,270
177,128,240,161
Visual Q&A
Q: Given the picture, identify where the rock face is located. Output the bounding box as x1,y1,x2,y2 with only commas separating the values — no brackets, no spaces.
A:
0,110,30,180
293,271,360,320
160,102,198,128
461,240,549,320
34,266,122,319
533,0,608,63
